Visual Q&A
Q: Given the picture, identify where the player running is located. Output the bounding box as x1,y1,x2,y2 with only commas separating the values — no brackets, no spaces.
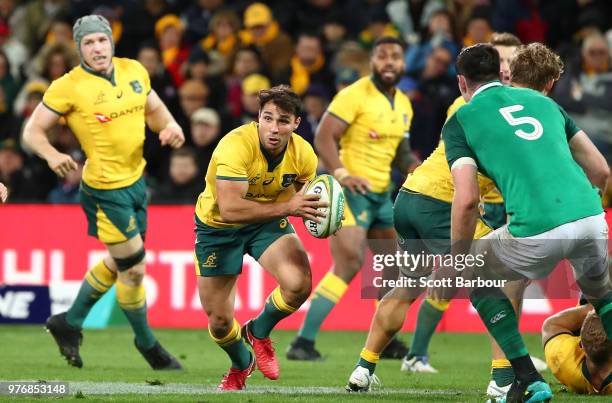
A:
287,36,415,361
194,85,327,390
23,15,184,370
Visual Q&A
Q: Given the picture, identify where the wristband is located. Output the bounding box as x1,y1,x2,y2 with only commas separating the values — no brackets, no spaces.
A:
333,167,349,182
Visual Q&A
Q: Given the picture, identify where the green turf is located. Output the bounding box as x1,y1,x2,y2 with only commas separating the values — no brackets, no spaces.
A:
0,326,607,402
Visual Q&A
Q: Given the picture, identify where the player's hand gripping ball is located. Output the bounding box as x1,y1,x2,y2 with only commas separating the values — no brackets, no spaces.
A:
303,174,345,238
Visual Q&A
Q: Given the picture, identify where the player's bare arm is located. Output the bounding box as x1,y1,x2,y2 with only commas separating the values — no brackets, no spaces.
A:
216,179,327,224
315,112,371,194
0,182,7,202
541,305,592,346
450,162,480,253
569,131,610,194
145,89,185,149
23,104,78,178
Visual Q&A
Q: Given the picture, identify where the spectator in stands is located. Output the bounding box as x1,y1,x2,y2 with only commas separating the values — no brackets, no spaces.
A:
239,2,293,76
15,0,69,55
190,107,222,171
405,9,459,77
184,46,227,111
177,79,209,139
277,32,334,97
0,87,19,142
151,147,202,204
551,31,612,163
200,8,242,68
0,138,50,201
322,12,349,55
238,73,269,125
226,46,265,118
182,0,224,44
16,42,77,117
358,9,401,50
463,7,493,47
18,81,47,123
155,14,188,87
138,41,180,117
401,45,458,159
44,16,74,47
0,49,18,115
296,84,329,146
0,19,27,80
47,149,83,204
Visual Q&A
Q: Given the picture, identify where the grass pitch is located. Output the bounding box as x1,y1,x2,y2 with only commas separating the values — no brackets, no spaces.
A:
0,326,607,402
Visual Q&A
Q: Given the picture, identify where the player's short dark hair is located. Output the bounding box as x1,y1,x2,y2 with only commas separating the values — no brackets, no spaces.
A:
490,32,522,47
581,311,612,366
373,36,407,52
456,43,500,85
258,85,303,117
511,43,564,92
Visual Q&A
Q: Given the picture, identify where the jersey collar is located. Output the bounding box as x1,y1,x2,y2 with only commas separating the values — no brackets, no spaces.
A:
472,80,502,99
80,60,116,86
370,75,396,109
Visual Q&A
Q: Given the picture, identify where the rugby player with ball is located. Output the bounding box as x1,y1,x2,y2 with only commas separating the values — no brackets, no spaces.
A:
193,85,343,390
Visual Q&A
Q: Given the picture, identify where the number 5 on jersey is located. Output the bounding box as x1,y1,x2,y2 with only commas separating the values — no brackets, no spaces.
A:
499,105,543,140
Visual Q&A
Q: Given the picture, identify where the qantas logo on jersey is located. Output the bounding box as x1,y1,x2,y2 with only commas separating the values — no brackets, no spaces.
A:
109,105,145,119
94,113,112,123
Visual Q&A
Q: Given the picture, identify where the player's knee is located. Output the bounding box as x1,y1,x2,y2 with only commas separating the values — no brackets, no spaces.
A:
208,315,233,338
113,248,145,272
333,249,364,281
282,278,311,307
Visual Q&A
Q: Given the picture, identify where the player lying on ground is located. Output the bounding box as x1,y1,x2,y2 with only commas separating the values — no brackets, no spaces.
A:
542,304,611,395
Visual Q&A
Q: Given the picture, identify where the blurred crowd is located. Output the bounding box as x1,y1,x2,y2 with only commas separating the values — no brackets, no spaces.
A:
1,0,612,205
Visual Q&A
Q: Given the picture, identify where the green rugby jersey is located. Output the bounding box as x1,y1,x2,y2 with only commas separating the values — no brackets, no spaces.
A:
443,81,602,237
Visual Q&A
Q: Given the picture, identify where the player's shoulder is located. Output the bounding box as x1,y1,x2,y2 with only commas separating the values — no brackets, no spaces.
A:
289,132,316,158
447,96,466,118
114,57,148,77
335,76,371,98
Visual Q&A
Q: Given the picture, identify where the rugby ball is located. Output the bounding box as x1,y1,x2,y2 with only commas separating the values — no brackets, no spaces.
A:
303,174,345,238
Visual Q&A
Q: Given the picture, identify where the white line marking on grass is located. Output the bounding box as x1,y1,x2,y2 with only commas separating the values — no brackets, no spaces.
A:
2,381,463,396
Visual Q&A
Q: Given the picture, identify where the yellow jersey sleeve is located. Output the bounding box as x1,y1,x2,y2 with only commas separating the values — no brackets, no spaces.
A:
43,75,73,115
214,136,251,180
134,60,152,95
544,334,606,394
296,141,317,184
327,85,359,125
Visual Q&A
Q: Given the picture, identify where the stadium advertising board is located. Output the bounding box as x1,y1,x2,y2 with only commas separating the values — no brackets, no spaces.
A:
0,205,587,331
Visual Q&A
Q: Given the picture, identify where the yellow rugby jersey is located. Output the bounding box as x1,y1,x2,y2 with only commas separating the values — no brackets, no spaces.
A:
327,76,413,193
43,57,151,189
403,96,502,203
544,334,612,395
196,122,317,228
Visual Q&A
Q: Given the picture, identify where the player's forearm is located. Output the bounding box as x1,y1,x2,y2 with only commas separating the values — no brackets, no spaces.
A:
145,101,177,133
219,198,290,224
22,123,61,162
450,199,478,254
542,305,591,344
314,132,343,174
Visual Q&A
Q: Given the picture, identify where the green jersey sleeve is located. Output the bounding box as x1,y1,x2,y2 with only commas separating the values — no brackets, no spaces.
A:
558,106,580,141
443,113,477,169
